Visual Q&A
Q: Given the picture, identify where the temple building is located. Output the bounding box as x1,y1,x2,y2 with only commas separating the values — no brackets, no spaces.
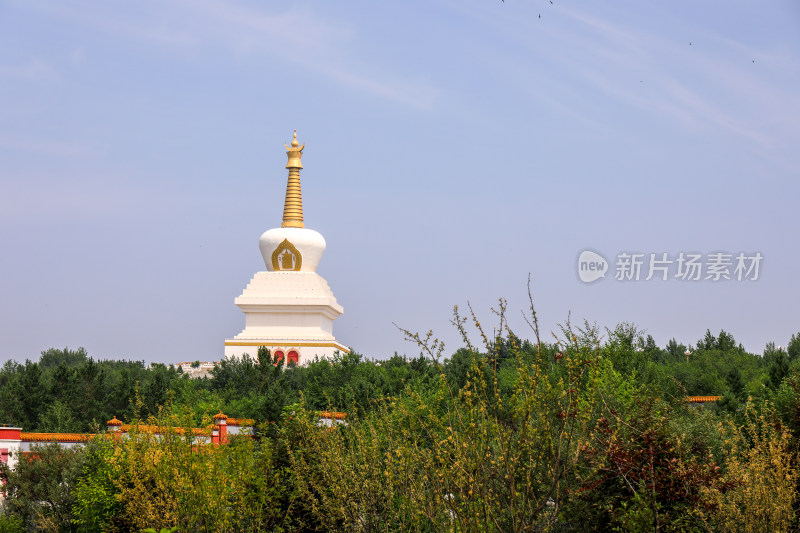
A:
0,415,255,474
0,411,344,476
224,132,348,363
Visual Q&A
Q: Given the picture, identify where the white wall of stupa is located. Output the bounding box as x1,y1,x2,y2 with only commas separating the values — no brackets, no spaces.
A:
224,132,348,363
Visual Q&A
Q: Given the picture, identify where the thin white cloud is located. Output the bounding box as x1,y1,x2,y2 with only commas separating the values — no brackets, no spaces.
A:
11,0,438,109
314,63,437,110
0,57,61,82
451,0,799,165
69,48,85,67
173,0,348,53
560,6,800,143
14,0,196,47
0,170,172,221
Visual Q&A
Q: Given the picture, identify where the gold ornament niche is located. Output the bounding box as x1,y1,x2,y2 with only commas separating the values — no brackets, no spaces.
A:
272,239,302,271
282,130,305,228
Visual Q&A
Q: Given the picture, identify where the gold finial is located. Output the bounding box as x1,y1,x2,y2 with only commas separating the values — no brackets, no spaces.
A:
282,130,305,228
285,130,304,169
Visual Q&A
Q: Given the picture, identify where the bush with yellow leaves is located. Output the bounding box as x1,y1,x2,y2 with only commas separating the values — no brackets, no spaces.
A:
701,402,798,532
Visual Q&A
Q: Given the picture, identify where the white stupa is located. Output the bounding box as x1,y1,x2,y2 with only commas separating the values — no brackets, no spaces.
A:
224,132,348,363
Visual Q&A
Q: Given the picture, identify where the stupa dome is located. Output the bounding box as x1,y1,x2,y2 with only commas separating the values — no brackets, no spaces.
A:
259,227,326,272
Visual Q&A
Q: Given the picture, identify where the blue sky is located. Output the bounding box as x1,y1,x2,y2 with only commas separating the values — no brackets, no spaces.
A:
1,0,799,363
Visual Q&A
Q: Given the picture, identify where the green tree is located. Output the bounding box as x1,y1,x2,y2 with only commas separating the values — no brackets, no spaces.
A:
665,338,688,363
20,361,46,430
726,366,747,402
769,349,790,390
0,442,86,531
787,332,800,362
38,400,81,433
71,438,125,533
73,409,292,532
39,347,88,371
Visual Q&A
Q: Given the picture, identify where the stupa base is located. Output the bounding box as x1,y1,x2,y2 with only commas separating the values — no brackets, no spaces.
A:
223,339,349,364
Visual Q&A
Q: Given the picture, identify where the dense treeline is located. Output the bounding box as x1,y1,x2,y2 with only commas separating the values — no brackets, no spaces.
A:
1,305,800,531
1,326,798,433
0,347,437,433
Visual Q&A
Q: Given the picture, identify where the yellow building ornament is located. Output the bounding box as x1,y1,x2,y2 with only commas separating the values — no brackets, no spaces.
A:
281,130,305,228
271,239,302,271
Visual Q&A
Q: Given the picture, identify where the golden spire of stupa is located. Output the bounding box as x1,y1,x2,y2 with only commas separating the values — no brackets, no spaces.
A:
281,130,305,228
